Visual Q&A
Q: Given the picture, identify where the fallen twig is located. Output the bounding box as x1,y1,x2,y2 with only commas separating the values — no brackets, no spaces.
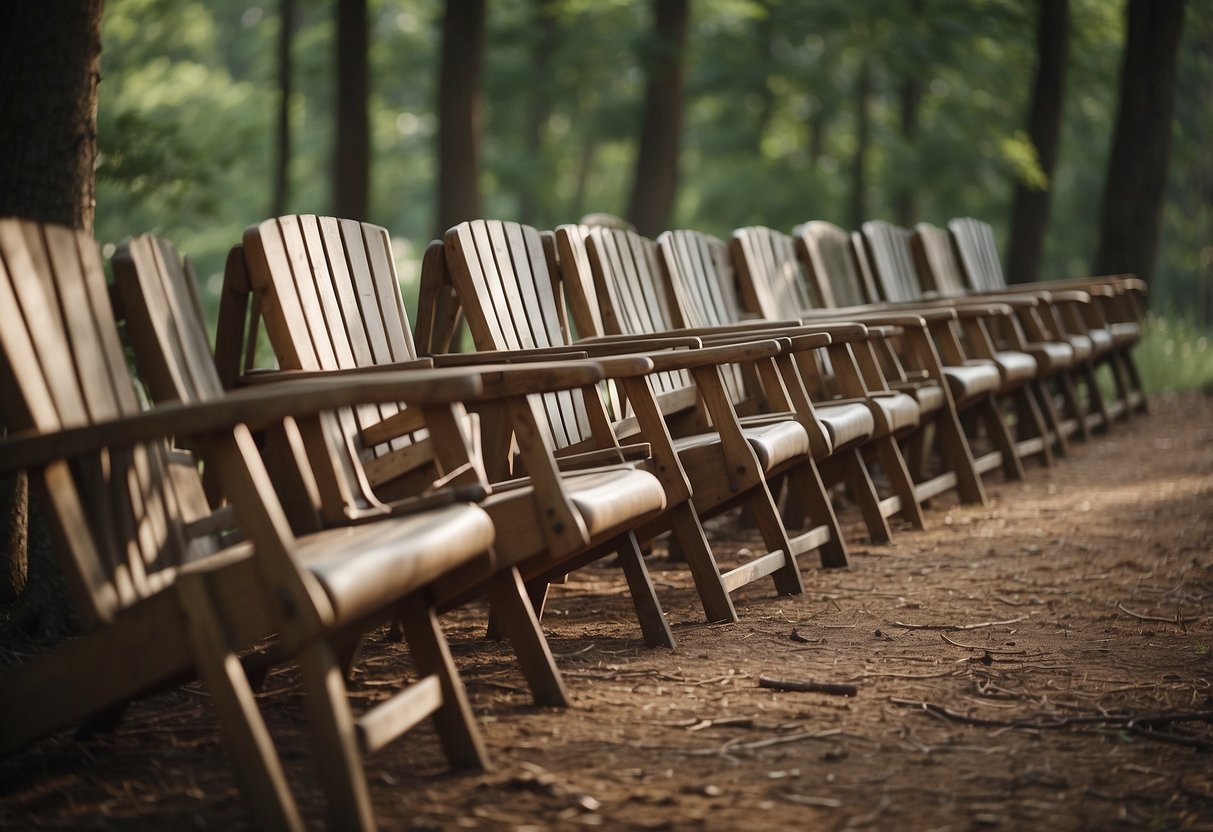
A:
892,614,1028,631
759,675,858,697
940,633,1033,654
1116,602,1201,625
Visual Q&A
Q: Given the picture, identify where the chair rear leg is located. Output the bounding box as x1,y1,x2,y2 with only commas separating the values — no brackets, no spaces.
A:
842,449,891,545
789,457,851,566
746,483,805,595
485,567,569,708
1015,386,1054,467
669,502,738,624
297,641,378,832
397,601,490,770
935,406,988,506
1058,372,1090,443
876,436,925,530
178,575,303,832
981,396,1026,481
1082,365,1112,433
1034,378,1070,457
613,532,677,648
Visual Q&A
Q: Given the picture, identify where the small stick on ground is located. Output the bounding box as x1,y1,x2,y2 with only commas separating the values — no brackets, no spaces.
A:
1116,602,1201,625
759,675,859,697
892,615,1029,631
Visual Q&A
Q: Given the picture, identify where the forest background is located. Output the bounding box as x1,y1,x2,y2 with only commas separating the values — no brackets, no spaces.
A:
95,0,1211,339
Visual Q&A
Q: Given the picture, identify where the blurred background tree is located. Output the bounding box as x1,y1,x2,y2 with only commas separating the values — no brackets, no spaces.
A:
88,0,1209,326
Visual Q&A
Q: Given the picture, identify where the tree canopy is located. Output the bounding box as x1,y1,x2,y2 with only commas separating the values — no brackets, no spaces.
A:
93,0,1212,326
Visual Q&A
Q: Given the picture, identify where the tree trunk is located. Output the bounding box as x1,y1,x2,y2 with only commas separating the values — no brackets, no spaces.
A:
334,0,369,221
1092,0,1186,284
894,73,922,228
1006,0,1069,284
519,0,558,227
625,0,690,237
272,0,295,217
0,0,102,631
848,57,872,231
435,0,486,238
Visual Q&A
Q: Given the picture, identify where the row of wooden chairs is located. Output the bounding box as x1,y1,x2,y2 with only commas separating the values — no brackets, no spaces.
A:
0,211,1146,829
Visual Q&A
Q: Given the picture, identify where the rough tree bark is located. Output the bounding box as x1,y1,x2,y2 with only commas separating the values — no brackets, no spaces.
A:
625,0,690,237
272,0,295,217
435,0,485,238
0,0,102,632
334,0,369,221
1092,0,1186,284
1005,0,1069,284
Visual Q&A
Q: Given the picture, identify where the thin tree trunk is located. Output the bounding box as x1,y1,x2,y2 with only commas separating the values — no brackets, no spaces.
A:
519,0,558,226
1006,0,1069,284
435,0,485,238
894,74,922,228
625,0,690,237
272,0,295,217
334,0,369,220
1092,0,1186,284
849,57,872,231
0,0,102,631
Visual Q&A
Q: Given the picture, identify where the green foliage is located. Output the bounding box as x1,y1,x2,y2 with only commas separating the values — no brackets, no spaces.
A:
1134,316,1213,395
93,0,1211,342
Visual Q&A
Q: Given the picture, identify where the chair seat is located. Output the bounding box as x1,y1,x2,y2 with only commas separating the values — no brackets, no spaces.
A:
296,503,496,625
1088,327,1115,357
1025,341,1075,374
943,361,1002,403
869,391,920,434
673,420,810,474
1110,321,1141,346
993,350,1038,386
817,402,876,450
564,467,667,539
1064,334,1093,364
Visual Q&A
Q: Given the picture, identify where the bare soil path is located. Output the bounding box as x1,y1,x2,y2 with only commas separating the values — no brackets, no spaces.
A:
3,393,1211,830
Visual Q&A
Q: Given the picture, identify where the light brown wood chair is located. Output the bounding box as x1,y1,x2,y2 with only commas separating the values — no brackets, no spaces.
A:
857,219,1055,468
913,220,1103,442
0,218,509,830
795,220,1023,502
560,223,921,544
111,231,577,706
430,219,844,626
947,216,1147,419
214,216,677,648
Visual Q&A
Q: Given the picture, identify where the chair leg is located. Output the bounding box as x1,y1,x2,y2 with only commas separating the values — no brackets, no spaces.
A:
842,449,891,545
613,532,677,648
669,502,738,624
485,567,569,708
1015,385,1054,467
1106,354,1134,421
935,405,988,506
297,641,378,832
1034,378,1070,457
980,396,1025,481
790,457,851,567
1058,372,1090,443
177,575,303,832
397,601,490,771
1082,365,1112,433
876,436,925,530
1123,349,1148,413
746,483,805,595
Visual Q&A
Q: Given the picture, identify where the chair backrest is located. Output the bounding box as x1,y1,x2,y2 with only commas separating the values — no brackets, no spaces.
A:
550,223,605,339
441,219,593,452
948,217,1006,291
795,221,879,308
0,219,200,628
859,220,924,303
655,229,741,330
558,224,692,403
912,222,969,295
729,225,819,319
221,216,437,517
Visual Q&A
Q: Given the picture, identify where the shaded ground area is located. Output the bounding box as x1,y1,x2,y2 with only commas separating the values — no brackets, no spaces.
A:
2,393,1211,830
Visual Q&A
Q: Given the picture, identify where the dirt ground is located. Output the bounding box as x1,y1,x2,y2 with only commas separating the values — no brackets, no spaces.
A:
2,393,1211,831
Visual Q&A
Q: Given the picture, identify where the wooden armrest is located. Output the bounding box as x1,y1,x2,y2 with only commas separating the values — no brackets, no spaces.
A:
472,360,605,399
554,443,651,472
577,335,704,354
0,369,486,474
429,347,589,366
644,339,783,373
1046,289,1091,304
236,358,435,385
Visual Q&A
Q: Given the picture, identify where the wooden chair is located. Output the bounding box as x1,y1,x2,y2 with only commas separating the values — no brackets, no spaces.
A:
730,224,988,523
857,219,1056,468
795,220,1027,503
913,221,1105,441
947,216,1147,419
566,223,923,543
431,219,847,626
213,216,677,648
0,218,511,830
111,231,578,706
